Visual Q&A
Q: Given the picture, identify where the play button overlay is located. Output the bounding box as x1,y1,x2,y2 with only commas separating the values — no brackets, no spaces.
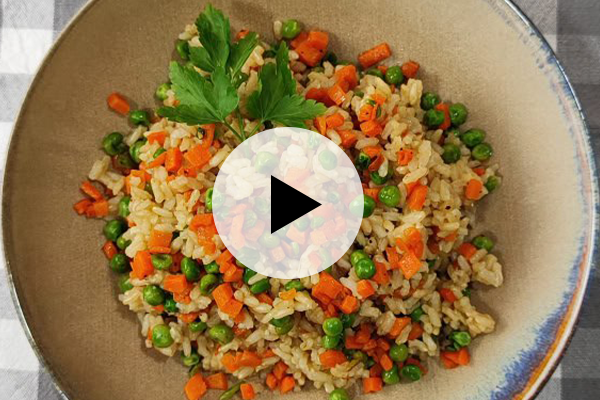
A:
212,127,363,279
270,176,321,233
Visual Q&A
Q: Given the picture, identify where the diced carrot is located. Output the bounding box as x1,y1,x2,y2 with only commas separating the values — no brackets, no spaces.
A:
319,350,347,368
408,323,424,340
179,312,200,324
371,261,390,285
80,181,104,200
185,144,212,169
206,372,228,389
73,199,92,215
266,373,279,390
107,92,130,115
305,88,332,106
434,103,451,130
443,232,458,242
256,292,273,305
173,291,192,304
439,288,458,303
358,43,391,69
163,274,191,294
213,283,234,308
364,188,380,203
318,273,344,299
465,179,484,200
337,130,357,148
405,181,418,196
185,374,207,400
398,251,422,280
407,184,428,210
357,280,376,298
339,295,359,314
306,31,329,50
326,113,345,129
236,29,249,40
147,152,167,169
386,247,400,269
273,361,289,380
279,289,297,301
377,338,391,351
239,351,262,368
102,241,118,260
164,148,183,172
401,61,420,79
369,364,382,377
148,229,172,252
362,377,383,393
290,31,308,49
362,338,377,351
345,335,362,349
285,224,307,245
379,353,394,371
223,266,244,283
240,383,256,400
362,146,382,158
360,120,383,137
377,65,388,75
200,124,215,148
397,149,414,166
147,131,167,145
153,304,165,313
388,317,411,338
132,250,154,280
441,352,459,369
279,376,295,394
473,167,485,176
262,349,276,358
86,200,106,217
372,94,386,106
458,243,478,260
334,65,358,89
190,213,215,232
296,41,325,67
221,353,239,373
314,115,327,135
442,347,470,366
358,104,375,122
327,83,347,106
355,324,372,344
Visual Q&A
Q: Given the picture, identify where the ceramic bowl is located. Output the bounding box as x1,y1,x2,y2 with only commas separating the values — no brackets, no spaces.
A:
3,0,597,399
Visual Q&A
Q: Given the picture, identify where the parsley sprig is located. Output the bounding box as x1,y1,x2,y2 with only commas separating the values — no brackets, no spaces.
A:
158,4,325,142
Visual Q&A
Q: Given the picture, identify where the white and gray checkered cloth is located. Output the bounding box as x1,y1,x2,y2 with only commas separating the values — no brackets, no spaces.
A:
0,0,598,399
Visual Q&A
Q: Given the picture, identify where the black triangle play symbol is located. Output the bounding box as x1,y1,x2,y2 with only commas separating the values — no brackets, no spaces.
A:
270,176,322,234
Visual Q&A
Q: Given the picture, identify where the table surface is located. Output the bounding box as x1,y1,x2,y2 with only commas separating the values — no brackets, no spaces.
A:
0,0,598,399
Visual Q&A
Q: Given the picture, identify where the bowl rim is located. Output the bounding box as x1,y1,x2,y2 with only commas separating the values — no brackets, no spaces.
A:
1,0,597,399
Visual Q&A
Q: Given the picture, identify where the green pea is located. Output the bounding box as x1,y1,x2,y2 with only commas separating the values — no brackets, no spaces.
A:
311,216,325,229
382,364,401,385
472,235,494,251
329,388,350,400
427,259,436,269
363,194,377,218
259,232,280,249
471,143,493,161
232,71,249,88
449,103,468,126
243,268,257,284
102,132,127,156
143,285,165,306
378,185,401,208
205,188,214,212
322,334,341,349
152,324,174,348
355,152,371,170
209,324,234,344
449,331,472,347
117,273,134,293
350,250,369,267
354,90,365,98
250,279,270,294
198,274,218,295
176,40,190,60
355,258,376,279
219,382,242,400
389,343,409,363
424,109,445,128
204,261,219,274
285,280,304,291
104,219,127,242
410,306,424,322
181,257,201,282
319,149,338,170
421,92,441,111
461,129,486,148
327,191,341,204
293,216,310,231
254,151,278,173
116,153,137,169
290,242,301,257
401,365,422,381
270,315,294,335
165,296,178,313
322,318,343,336
118,196,131,218
182,353,200,367
462,287,472,298
156,83,171,101
129,110,151,127
243,209,258,230
323,51,338,66
153,148,166,158
115,234,131,250
129,140,145,164
366,68,384,79
237,247,260,267
442,143,461,164
370,169,390,185
365,357,376,368
254,197,270,216
151,254,172,271
281,19,301,39
385,66,404,85
446,127,461,140
485,176,500,192
340,313,356,332
189,320,207,333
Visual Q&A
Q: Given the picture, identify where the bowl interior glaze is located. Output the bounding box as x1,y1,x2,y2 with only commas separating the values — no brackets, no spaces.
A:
3,0,595,399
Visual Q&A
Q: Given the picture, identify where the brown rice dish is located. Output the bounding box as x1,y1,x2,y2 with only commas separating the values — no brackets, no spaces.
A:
73,4,503,400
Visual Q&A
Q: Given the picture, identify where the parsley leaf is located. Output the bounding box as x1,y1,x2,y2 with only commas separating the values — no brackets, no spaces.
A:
157,62,238,125
194,4,230,72
228,32,259,78
247,42,326,128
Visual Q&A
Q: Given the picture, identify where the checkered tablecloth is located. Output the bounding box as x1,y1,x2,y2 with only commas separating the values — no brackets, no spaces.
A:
0,0,598,399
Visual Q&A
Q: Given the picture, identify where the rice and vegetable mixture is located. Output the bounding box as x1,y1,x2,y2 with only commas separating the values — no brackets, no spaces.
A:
74,4,503,400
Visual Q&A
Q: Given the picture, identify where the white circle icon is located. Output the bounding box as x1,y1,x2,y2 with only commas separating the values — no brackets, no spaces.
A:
213,128,363,279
